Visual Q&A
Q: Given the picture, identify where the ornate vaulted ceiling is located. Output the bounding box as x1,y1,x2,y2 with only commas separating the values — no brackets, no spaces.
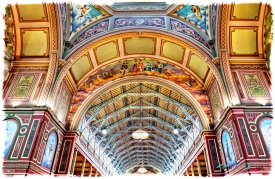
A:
3,1,271,175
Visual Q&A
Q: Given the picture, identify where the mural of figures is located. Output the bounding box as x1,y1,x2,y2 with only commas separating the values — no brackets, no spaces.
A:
12,75,34,98
41,133,57,169
3,120,17,158
72,3,102,32
222,131,236,167
176,4,207,30
244,74,266,96
260,119,272,154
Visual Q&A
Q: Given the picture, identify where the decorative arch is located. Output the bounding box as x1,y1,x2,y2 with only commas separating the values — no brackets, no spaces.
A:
49,28,229,110
3,119,18,158
41,132,58,170
221,130,236,167
259,118,272,154
70,75,209,131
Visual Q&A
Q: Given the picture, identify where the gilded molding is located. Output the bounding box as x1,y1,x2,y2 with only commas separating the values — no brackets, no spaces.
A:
49,3,58,51
39,53,57,105
221,51,239,104
220,4,227,49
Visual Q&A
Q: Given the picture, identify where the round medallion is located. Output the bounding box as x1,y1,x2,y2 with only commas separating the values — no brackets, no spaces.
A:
250,125,257,131
20,127,27,134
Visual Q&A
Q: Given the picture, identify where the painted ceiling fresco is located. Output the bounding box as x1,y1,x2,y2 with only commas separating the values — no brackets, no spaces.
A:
70,58,210,122
72,3,102,32
177,4,207,31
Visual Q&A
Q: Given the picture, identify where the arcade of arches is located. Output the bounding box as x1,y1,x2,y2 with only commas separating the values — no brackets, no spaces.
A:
2,1,273,177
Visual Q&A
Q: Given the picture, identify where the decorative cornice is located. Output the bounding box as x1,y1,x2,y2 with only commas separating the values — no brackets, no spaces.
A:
230,64,267,69
11,66,48,71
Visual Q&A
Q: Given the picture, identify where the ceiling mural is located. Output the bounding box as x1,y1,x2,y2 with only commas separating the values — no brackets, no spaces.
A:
177,4,207,31
107,2,171,11
71,3,103,33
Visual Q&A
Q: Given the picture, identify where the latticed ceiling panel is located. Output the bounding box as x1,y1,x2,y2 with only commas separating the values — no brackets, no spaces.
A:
82,82,202,173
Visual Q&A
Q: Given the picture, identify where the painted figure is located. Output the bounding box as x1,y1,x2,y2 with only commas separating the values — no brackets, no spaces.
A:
133,59,139,73
145,62,152,71
156,61,163,74
121,62,130,75
77,5,90,20
191,5,202,19
41,133,57,169
3,120,17,158
222,132,236,167
138,59,144,73
260,119,272,153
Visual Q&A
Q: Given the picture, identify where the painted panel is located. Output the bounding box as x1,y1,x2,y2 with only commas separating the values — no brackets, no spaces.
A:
176,4,207,31
12,75,34,98
260,119,272,154
231,3,261,20
244,74,266,96
71,55,92,81
161,41,184,63
69,19,109,49
94,41,119,64
17,4,48,21
54,82,71,124
59,141,71,172
170,19,209,49
11,136,24,158
222,132,236,167
209,80,223,123
232,72,245,99
124,37,155,55
252,133,265,156
208,140,220,171
34,123,46,160
230,27,258,56
33,74,46,101
41,133,57,169
72,3,102,32
22,120,39,157
188,53,208,80
238,118,254,155
113,17,165,28
21,28,49,57
3,120,17,158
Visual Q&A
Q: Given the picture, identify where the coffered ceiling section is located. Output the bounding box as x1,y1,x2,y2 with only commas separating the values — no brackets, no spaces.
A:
69,33,209,85
226,3,266,64
16,4,48,22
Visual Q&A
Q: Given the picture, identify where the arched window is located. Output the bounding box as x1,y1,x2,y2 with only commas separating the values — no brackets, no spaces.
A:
260,119,272,154
222,131,236,167
41,132,57,169
3,120,18,158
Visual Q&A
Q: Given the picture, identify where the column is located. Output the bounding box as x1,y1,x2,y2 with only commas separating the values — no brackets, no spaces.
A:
197,158,201,177
95,170,98,177
191,164,194,176
81,158,86,177
204,149,210,177
186,170,189,176
70,150,78,176
88,165,93,177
